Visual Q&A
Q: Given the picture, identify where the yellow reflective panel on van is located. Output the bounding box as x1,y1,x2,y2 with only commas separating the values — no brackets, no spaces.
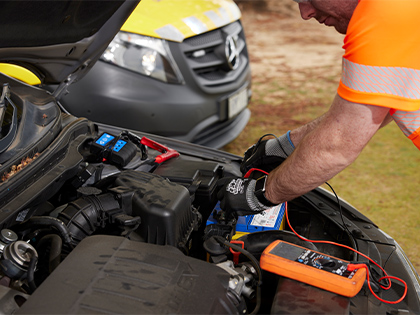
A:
121,0,241,42
0,63,41,85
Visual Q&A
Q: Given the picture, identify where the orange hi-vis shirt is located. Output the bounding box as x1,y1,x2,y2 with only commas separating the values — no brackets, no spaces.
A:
337,0,420,149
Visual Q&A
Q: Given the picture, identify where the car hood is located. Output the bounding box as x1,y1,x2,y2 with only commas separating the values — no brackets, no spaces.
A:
121,0,241,42
0,1,140,88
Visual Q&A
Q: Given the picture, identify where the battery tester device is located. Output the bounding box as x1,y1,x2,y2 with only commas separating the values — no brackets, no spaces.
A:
260,240,367,297
91,133,137,167
91,132,180,168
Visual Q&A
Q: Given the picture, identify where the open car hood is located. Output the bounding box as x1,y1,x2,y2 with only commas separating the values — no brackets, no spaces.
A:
121,0,241,42
0,1,140,90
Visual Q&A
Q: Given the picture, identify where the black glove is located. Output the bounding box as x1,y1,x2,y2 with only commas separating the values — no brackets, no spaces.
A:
217,175,277,216
240,132,295,175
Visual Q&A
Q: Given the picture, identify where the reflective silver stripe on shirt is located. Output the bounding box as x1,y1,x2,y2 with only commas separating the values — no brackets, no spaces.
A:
392,109,420,137
342,59,420,99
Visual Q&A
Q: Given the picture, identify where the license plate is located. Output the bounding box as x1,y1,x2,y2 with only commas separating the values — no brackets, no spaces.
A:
228,88,248,119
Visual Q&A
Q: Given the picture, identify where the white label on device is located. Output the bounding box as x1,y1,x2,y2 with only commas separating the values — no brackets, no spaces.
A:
250,204,282,228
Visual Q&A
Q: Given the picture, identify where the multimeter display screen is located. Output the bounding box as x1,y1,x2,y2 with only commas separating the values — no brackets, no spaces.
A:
269,242,353,278
269,242,303,260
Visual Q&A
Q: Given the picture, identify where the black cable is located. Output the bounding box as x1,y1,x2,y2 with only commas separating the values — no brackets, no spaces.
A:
354,237,398,247
324,182,397,248
122,130,148,160
324,181,393,287
324,182,353,238
368,263,391,288
255,133,289,158
214,236,262,315
19,216,73,248
27,255,38,294
382,245,397,267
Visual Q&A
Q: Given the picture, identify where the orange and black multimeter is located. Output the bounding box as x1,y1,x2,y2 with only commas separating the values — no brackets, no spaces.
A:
260,240,366,297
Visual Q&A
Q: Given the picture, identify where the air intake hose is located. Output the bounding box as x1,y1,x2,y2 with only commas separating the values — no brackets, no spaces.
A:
58,193,121,246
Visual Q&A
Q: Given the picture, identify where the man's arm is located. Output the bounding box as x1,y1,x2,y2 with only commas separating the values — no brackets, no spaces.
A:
265,94,390,204
380,112,393,128
289,104,392,148
288,114,325,146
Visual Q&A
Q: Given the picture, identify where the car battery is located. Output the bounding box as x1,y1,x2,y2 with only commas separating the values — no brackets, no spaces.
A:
207,202,286,239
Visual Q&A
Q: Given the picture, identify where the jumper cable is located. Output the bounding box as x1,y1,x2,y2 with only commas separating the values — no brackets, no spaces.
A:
140,136,179,164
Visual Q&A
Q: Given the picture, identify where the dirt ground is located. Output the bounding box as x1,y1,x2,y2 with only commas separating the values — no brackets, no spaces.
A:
237,1,344,87
226,0,346,148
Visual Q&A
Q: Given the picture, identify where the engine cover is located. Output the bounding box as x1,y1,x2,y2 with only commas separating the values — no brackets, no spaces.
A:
17,235,239,314
112,170,198,247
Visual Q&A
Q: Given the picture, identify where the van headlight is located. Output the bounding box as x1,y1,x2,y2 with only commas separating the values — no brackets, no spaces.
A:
101,32,184,84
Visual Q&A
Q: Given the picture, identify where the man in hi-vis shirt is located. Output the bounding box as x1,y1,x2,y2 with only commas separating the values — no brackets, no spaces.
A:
217,0,420,215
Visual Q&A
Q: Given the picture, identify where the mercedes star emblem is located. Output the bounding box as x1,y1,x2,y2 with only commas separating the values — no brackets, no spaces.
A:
225,35,240,70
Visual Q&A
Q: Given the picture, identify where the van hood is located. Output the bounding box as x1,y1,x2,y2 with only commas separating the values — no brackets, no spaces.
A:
121,0,241,42
0,1,140,88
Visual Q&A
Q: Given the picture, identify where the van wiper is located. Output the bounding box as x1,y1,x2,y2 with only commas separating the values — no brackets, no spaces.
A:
0,84,18,153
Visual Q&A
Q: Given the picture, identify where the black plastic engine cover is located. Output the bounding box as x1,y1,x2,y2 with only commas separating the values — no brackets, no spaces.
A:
17,235,238,314
153,159,223,221
112,170,197,247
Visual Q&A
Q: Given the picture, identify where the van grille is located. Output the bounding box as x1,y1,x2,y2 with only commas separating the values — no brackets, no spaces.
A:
177,21,249,89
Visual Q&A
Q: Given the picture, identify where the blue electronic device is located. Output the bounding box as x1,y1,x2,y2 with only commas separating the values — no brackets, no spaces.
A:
91,133,136,167
95,133,115,147
113,140,127,152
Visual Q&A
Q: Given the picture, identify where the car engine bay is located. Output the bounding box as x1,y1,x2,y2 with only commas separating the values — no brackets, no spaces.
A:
0,79,417,314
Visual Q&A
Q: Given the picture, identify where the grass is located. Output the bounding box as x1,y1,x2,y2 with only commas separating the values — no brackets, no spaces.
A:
223,65,420,272
328,124,420,270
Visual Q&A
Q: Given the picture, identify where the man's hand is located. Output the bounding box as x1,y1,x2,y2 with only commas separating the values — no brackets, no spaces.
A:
240,133,295,174
216,176,277,216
